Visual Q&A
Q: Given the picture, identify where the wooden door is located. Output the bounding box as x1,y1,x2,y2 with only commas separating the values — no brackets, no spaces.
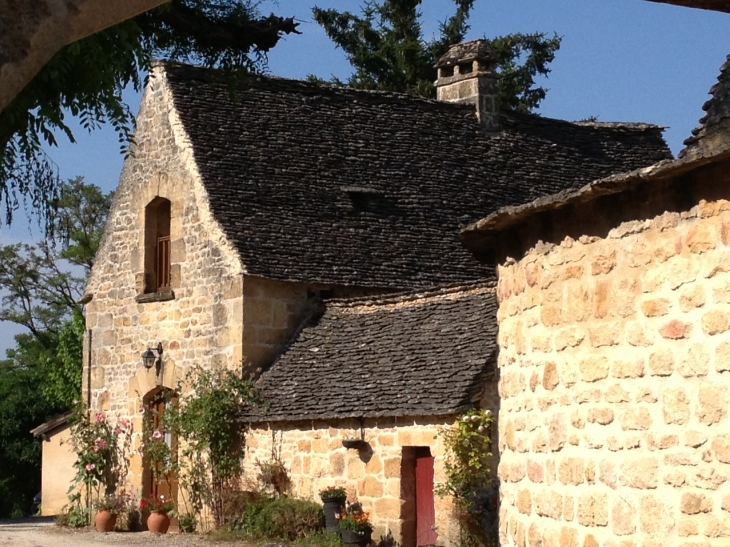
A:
415,451,438,546
144,392,179,531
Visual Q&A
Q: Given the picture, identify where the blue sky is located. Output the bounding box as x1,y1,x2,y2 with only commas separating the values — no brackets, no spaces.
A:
0,0,727,353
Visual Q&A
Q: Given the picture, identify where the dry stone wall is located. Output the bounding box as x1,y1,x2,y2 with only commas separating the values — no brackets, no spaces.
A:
243,417,457,546
496,197,730,547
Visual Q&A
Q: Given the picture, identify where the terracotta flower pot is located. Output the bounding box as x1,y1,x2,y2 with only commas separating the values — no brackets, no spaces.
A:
147,511,171,534
94,509,117,533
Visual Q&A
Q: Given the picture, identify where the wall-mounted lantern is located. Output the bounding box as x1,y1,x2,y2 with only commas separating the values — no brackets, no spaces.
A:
142,342,163,369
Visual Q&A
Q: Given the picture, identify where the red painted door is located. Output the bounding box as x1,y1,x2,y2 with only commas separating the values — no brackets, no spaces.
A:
415,452,438,546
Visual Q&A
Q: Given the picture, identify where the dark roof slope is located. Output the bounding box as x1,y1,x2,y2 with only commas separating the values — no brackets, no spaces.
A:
243,282,498,422
163,63,671,288
645,0,730,13
681,54,730,158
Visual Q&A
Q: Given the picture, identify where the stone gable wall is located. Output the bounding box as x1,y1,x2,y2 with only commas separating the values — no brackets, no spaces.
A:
243,418,458,546
496,190,730,546
82,66,247,489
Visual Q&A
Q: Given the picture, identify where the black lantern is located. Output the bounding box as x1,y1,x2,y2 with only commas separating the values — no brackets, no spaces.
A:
141,342,163,369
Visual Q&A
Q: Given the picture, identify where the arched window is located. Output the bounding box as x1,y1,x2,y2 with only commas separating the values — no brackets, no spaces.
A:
144,197,171,293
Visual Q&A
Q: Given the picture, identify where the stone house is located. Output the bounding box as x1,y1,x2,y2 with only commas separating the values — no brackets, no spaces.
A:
74,40,670,539
242,281,499,545
460,54,730,547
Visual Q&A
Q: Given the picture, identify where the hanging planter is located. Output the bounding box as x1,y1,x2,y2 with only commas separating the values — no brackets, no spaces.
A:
342,438,367,449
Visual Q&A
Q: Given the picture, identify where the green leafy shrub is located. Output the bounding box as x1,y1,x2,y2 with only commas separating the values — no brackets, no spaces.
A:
179,514,197,534
237,497,324,540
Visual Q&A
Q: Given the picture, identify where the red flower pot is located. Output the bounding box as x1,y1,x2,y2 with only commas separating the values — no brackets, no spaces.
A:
94,510,117,533
147,511,171,534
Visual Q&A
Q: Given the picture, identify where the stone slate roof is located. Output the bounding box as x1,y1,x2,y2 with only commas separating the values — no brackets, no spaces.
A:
460,52,730,251
163,62,671,288
681,54,730,158
242,282,498,423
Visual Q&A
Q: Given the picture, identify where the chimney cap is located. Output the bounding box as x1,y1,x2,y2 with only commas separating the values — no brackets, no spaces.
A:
435,40,495,69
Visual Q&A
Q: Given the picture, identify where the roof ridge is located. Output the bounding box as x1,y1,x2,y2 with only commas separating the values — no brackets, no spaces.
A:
325,279,497,308
158,61,665,132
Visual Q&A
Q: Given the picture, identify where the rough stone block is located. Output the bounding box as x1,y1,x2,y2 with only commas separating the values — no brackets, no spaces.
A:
639,495,673,535
580,356,610,382
577,492,608,527
621,407,652,430
663,387,690,425
642,298,671,317
679,344,710,377
516,489,532,515
703,309,730,335
612,497,636,536
659,319,692,339
679,284,706,312
649,348,675,376
712,435,730,464
555,327,585,351
605,384,631,403
558,457,585,486
697,385,727,425
543,361,560,390
620,457,658,489
587,407,615,425
680,492,712,514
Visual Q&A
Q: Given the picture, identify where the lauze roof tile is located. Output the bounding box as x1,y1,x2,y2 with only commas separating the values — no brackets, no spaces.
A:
162,63,671,288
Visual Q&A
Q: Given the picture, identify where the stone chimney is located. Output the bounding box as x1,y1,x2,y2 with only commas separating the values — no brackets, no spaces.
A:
435,40,499,132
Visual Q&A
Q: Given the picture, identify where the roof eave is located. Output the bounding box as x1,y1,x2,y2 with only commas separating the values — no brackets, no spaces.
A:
460,142,730,255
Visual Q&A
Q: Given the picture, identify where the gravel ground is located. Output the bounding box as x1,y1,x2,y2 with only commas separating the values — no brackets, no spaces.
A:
0,519,258,547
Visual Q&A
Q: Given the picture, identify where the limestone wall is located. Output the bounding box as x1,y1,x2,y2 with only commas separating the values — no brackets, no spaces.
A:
495,194,730,546
243,417,458,546
82,66,247,490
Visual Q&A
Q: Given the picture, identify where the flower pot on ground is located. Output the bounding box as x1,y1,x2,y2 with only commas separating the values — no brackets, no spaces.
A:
319,486,347,532
338,504,373,547
341,529,372,547
93,492,132,532
139,495,176,534
94,509,117,533
147,511,171,534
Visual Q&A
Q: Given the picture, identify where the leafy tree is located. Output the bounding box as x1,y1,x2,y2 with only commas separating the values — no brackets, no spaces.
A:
0,0,299,231
0,177,112,516
312,0,561,112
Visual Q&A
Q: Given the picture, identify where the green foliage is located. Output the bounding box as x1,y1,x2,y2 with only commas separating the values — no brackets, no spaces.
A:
295,531,343,547
67,409,133,524
312,0,561,112
149,367,259,529
255,456,291,498
1,1,299,231
236,497,325,540
436,409,493,506
179,513,197,533
57,493,89,528
436,408,495,547
0,178,111,518
338,505,373,533
318,486,347,501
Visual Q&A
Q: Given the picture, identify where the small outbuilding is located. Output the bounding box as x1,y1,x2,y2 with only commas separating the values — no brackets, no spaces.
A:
243,281,499,545
30,412,76,516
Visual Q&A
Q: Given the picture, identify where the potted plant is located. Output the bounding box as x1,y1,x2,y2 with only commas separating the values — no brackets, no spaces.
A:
139,495,176,534
319,486,347,532
339,505,373,547
93,493,130,533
